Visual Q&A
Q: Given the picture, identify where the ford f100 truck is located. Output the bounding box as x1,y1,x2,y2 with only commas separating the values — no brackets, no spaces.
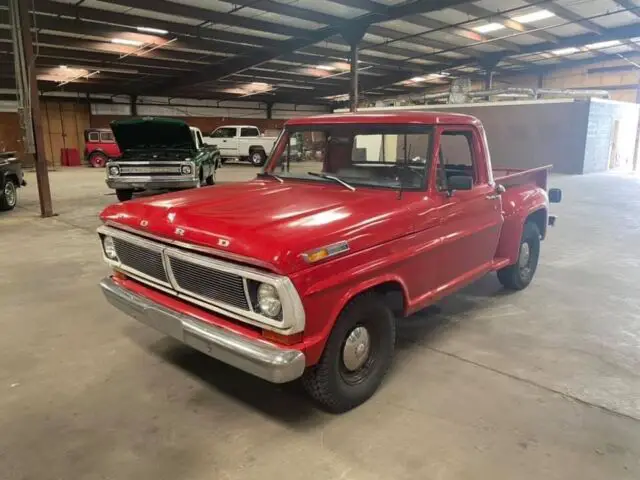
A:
106,118,221,201
98,112,561,412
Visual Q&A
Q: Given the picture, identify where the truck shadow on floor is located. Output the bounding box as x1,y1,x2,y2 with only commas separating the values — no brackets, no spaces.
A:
124,272,512,424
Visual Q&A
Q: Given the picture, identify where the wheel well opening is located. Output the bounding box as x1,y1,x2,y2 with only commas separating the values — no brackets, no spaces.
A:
371,281,406,317
5,173,19,186
527,208,547,239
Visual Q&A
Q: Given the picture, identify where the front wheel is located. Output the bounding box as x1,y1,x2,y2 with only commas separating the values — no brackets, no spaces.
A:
0,179,17,211
116,189,134,202
89,152,108,168
249,150,266,167
302,292,396,413
498,221,541,290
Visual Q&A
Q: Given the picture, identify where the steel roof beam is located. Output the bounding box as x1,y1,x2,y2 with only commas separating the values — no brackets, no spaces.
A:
145,0,478,93
355,22,640,93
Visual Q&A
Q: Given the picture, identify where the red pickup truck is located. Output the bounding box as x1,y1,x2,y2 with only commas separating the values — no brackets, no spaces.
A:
98,112,561,412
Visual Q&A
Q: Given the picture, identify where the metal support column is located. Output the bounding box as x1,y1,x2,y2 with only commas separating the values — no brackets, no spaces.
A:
341,26,367,113
10,0,53,217
349,44,359,112
266,101,273,120
131,95,138,117
484,70,494,90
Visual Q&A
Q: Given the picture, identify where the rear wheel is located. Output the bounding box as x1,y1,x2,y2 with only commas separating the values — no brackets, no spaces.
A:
0,179,17,211
249,150,266,167
116,189,134,202
498,221,541,290
89,152,108,168
302,293,395,413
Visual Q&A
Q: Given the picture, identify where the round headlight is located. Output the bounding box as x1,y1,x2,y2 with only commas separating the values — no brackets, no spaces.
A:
102,236,118,260
181,165,192,175
257,283,281,318
109,165,120,176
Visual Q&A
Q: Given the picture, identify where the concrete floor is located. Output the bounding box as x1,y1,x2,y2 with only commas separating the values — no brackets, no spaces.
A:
1,166,640,479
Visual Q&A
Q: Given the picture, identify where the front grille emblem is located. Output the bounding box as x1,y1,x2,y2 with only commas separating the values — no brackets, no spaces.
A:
175,227,185,236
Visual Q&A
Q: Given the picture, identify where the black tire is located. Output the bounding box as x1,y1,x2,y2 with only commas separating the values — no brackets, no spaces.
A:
498,221,541,290
116,189,134,202
249,149,266,167
205,170,215,186
0,179,17,211
302,292,396,413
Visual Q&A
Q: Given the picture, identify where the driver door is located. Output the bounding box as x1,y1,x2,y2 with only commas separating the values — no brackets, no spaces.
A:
432,125,503,289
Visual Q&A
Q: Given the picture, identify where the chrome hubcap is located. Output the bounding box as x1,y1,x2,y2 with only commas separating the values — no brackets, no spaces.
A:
252,153,261,163
4,182,15,206
342,326,371,372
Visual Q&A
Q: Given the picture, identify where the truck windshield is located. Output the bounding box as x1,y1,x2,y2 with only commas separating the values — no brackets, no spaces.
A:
265,124,433,190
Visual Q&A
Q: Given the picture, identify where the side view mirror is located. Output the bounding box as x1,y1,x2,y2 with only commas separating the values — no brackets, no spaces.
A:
549,188,562,203
447,175,473,194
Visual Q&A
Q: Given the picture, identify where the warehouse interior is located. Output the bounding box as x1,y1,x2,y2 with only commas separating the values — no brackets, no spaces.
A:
1,0,640,479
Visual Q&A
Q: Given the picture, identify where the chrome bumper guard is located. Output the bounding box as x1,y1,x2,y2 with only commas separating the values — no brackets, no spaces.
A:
106,176,199,190
100,277,306,383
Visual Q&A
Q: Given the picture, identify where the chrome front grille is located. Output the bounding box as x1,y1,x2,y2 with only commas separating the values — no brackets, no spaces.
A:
168,255,249,310
99,225,306,333
119,163,183,176
113,237,168,283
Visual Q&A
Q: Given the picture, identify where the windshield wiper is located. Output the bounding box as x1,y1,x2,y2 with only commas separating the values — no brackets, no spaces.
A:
257,172,284,183
307,172,355,191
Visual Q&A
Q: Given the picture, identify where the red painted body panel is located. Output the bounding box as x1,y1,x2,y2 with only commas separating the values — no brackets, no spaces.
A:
100,112,553,364
85,128,121,159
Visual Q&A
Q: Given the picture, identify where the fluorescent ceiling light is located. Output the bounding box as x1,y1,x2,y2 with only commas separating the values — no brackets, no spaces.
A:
474,23,505,34
251,82,269,87
585,40,621,49
59,65,67,69
411,77,426,82
316,65,336,71
512,10,555,23
551,47,580,55
111,38,144,46
137,26,168,35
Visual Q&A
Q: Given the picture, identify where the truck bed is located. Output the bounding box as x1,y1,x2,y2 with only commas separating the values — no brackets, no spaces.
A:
494,165,552,191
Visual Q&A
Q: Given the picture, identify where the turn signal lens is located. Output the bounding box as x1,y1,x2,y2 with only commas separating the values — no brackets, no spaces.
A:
113,270,127,281
306,248,329,263
262,330,303,345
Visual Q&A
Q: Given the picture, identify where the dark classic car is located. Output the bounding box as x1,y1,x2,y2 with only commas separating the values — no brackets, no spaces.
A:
106,118,221,202
0,151,26,211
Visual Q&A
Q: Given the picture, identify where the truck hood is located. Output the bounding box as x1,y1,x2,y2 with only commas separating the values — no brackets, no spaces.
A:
100,180,420,275
111,117,195,152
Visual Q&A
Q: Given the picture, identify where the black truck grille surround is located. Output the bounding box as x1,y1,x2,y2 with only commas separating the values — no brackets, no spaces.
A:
113,238,168,283
112,237,250,312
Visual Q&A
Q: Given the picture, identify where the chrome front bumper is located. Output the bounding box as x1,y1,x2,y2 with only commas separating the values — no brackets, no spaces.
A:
106,176,199,190
100,277,306,383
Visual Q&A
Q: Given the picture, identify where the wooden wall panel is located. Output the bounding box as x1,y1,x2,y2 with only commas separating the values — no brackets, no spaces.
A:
42,101,90,166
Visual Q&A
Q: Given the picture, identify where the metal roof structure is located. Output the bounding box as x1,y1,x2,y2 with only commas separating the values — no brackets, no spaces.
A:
1,0,638,105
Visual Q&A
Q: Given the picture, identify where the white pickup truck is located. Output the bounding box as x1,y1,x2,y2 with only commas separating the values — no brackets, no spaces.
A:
202,125,277,166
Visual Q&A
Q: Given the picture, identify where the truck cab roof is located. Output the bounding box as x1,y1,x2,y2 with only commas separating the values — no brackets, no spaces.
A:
286,111,481,126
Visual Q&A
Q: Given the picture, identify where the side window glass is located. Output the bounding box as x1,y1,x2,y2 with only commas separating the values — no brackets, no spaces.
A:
100,132,114,142
241,128,259,137
437,131,476,191
196,131,204,148
88,132,100,142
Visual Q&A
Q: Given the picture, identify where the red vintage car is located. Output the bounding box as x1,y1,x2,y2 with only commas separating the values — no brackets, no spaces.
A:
84,128,121,167
97,112,561,412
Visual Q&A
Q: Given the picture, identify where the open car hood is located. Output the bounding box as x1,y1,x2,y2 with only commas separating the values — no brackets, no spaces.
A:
111,117,195,151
